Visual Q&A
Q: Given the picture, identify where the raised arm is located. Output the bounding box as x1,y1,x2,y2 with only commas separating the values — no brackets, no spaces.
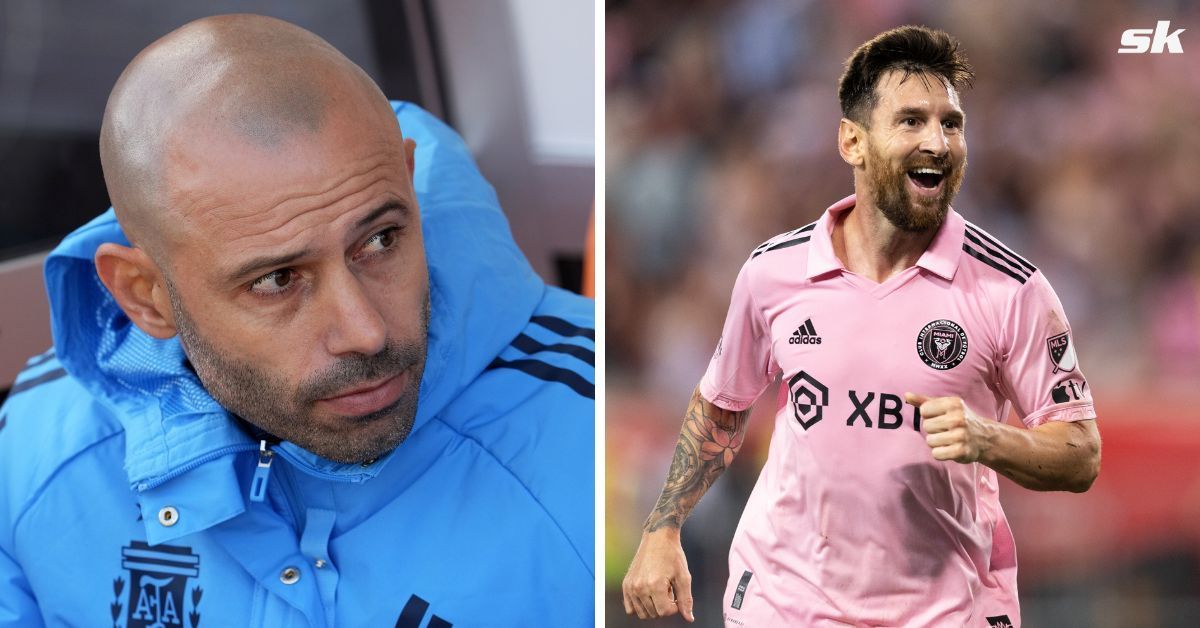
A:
622,387,751,622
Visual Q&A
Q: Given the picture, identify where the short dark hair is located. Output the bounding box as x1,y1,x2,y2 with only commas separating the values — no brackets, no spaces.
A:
838,25,974,126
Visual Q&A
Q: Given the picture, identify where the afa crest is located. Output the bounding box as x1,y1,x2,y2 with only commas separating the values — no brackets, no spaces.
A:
111,541,202,628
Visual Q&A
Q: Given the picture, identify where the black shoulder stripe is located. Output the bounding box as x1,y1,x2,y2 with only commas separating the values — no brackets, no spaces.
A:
0,414,6,433
751,236,810,259
963,231,1032,279
488,357,594,399
792,222,817,236
7,367,68,398
752,222,817,255
964,223,1036,273
530,315,594,341
962,244,1027,284
511,333,595,366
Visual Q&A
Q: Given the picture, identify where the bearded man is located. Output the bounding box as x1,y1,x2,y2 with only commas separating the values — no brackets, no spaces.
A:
0,14,594,627
623,25,1099,628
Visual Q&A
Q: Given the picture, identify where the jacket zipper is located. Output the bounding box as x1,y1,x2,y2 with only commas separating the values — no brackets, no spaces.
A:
246,439,306,531
136,439,370,496
249,439,275,503
272,445,373,483
137,443,259,491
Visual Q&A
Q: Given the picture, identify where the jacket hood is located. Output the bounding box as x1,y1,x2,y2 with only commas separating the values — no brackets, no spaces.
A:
44,102,544,490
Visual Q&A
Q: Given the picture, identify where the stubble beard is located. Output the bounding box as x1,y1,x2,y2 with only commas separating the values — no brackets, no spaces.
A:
166,281,430,464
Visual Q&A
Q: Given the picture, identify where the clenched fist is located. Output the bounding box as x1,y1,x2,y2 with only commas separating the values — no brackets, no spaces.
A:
904,393,996,463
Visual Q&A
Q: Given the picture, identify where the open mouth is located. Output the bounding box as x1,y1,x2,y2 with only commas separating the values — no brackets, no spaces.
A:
907,167,945,190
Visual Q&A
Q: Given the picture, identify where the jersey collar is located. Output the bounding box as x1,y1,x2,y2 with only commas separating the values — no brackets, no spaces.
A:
805,194,964,281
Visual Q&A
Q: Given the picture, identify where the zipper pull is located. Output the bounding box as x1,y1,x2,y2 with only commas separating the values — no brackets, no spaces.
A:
249,439,274,503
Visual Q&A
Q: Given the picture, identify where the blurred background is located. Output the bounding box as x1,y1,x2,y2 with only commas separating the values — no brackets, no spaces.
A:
0,0,594,394
606,0,1200,626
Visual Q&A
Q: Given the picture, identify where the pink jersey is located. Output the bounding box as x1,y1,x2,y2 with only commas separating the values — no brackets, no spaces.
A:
700,195,1095,628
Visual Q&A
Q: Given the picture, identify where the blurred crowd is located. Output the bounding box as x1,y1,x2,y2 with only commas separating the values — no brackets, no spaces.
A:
605,0,1200,625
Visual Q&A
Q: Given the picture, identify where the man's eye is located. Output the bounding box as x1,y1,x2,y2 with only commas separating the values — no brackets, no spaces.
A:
360,227,400,256
943,120,960,129
903,117,919,126
249,269,295,296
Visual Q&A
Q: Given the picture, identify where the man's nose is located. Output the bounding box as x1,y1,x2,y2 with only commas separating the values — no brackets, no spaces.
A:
322,268,387,357
918,123,949,157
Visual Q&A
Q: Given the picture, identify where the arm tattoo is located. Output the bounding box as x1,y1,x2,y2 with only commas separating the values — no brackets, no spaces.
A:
643,388,751,532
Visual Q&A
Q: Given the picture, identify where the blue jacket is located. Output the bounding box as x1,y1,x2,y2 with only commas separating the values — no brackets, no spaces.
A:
0,103,595,627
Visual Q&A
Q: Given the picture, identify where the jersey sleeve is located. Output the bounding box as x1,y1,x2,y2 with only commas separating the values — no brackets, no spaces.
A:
699,259,777,411
998,271,1096,428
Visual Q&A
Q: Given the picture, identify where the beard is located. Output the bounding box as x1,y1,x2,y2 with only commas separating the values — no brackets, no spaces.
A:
167,282,429,464
866,141,965,233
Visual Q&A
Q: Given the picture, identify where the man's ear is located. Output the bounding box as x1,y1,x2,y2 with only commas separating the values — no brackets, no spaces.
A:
94,243,178,339
838,118,867,168
404,138,417,180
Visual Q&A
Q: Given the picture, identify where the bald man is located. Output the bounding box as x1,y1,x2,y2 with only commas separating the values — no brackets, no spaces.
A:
0,14,594,627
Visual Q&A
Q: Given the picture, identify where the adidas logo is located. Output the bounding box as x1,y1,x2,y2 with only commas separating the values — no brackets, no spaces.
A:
788,318,822,345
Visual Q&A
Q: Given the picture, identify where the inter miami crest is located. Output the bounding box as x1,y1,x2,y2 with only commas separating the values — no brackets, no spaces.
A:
111,541,202,628
1046,331,1077,373
916,319,969,370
